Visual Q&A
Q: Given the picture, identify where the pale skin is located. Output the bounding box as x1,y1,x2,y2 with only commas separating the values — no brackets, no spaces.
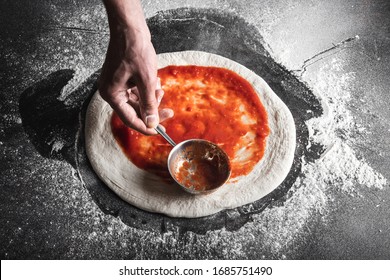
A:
100,0,173,135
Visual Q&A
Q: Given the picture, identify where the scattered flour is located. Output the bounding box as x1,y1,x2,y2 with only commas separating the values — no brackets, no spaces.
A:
230,57,387,256
306,58,386,192
223,57,387,257
58,67,96,103
50,139,65,154
3,1,388,259
2,114,22,125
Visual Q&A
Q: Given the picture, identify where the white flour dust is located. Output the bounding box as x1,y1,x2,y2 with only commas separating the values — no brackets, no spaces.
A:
7,2,387,259
226,57,388,257
306,58,386,192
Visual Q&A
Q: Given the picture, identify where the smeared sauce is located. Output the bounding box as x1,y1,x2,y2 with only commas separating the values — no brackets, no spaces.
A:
111,65,270,182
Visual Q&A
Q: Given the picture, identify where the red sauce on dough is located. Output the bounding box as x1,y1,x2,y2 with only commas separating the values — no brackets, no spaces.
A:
111,65,270,181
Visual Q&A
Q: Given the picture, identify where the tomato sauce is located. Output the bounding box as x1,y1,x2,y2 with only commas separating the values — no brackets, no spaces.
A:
111,65,270,181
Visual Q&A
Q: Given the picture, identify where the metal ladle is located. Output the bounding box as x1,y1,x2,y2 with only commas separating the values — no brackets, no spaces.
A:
155,125,231,194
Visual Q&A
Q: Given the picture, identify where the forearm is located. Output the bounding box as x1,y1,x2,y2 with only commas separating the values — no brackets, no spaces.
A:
103,0,150,40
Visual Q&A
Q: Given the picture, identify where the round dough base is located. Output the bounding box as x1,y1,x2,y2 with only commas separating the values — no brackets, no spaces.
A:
85,51,295,218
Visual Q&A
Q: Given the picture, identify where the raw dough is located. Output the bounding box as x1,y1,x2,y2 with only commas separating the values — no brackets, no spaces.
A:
85,51,295,218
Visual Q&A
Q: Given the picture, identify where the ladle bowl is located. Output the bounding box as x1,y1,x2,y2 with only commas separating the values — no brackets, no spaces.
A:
155,125,231,194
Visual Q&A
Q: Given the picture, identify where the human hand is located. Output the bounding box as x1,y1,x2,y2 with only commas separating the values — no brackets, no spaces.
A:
99,0,173,135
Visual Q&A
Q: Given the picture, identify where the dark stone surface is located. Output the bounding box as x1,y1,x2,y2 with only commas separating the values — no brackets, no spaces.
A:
1,0,390,260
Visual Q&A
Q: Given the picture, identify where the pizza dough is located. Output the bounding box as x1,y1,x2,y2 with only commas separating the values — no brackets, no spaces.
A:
85,51,295,218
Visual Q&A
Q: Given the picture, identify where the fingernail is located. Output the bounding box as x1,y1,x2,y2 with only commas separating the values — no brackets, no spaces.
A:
156,78,161,90
145,114,158,128
157,91,164,104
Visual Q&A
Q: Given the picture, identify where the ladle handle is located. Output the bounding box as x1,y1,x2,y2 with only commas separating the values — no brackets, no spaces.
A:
155,125,176,147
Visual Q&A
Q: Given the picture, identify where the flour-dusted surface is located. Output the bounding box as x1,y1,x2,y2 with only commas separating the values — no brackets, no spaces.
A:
1,0,390,259
85,51,295,218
